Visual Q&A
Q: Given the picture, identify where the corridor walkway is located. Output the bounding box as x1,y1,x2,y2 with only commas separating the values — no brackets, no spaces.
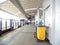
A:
0,24,50,45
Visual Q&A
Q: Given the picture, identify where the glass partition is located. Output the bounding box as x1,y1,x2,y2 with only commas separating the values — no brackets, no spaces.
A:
15,20,18,28
18,21,20,26
2,19,6,31
20,20,24,26
13,20,16,29
11,20,14,28
7,20,10,29
0,18,2,30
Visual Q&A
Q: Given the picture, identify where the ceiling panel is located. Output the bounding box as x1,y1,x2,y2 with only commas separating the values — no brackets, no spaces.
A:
0,0,19,15
19,0,43,10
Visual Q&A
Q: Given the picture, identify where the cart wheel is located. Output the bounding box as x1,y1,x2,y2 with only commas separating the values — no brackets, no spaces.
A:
45,38,49,42
36,38,45,42
36,38,41,42
33,32,37,38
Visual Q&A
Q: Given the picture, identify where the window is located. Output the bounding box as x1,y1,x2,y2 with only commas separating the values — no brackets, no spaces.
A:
7,20,10,29
0,18,2,30
2,19,6,31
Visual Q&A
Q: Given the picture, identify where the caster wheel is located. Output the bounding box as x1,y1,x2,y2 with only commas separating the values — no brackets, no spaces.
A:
36,38,40,42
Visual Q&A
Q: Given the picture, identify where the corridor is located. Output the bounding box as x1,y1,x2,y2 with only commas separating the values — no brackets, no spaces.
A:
0,24,50,45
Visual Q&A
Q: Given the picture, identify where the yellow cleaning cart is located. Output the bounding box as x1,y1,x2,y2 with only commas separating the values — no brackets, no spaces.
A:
34,26,46,41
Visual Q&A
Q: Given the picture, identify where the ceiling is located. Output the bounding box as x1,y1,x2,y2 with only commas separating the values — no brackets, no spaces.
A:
0,0,19,15
0,0,43,19
19,0,43,9
0,0,26,18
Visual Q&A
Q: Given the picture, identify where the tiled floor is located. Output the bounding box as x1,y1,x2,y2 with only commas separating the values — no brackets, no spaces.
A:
0,24,51,45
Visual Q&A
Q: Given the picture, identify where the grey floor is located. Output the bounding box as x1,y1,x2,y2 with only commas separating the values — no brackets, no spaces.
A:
0,24,51,45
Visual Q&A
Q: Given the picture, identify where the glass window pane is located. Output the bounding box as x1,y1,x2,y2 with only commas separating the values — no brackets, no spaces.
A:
13,20,16,29
16,21,18,28
2,19,6,31
7,20,10,29
19,21,20,26
11,20,13,27
0,18,2,30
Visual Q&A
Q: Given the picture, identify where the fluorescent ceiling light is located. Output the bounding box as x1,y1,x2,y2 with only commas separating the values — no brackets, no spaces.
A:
0,0,7,3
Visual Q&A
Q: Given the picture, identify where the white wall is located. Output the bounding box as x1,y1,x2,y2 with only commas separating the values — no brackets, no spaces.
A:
54,0,60,45
43,0,60,45
43,0,55,45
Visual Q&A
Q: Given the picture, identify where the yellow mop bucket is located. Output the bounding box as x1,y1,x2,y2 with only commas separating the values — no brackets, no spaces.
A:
37,26,46,40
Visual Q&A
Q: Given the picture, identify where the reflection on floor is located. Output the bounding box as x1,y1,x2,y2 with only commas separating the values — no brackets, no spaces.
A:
0,24,51,45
